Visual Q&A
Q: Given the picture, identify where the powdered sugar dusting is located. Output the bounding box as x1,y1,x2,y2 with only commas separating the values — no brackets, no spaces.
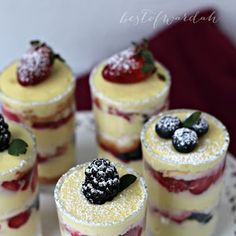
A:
141,109,230,169
55,163,147,226
106,48,140,76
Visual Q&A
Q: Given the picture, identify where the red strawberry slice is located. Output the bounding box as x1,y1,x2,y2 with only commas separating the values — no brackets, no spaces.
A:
1,180,21,191
122,226,143,236
152,169,188,193
20,169,32,191
189,176,213,195
102,40,156,84
154,208,191,224
31,165,38,192
8,210,31,229
2,106,21,123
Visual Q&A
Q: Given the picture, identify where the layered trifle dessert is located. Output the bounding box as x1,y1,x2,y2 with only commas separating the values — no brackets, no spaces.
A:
141,109,230,236
0,115,40,235
0,41,76,183
54,158,147,236
90,40,171,174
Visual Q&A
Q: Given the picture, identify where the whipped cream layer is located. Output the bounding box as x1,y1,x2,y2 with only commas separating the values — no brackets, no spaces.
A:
55,163,147,236
146,206,217,236
141,109,230,173
38,142,74,183
144,162,224,212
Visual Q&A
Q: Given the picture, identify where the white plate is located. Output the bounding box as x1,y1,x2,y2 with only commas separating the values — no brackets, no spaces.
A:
40,112,236,236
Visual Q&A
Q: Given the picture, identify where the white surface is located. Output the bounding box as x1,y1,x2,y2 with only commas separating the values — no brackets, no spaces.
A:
0,0,236,74
40,112,236,236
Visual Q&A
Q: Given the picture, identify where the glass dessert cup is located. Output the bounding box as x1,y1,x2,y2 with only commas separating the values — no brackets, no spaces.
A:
0,121,41,236
90,61,171,175
146,207,218,236
0,60,76,184
54,162,148,236
141,109,230,236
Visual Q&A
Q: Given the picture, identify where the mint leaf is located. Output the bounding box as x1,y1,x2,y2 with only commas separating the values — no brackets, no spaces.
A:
8,139,28,156
183,111,201,128
119,174,137,192
142,63,155,74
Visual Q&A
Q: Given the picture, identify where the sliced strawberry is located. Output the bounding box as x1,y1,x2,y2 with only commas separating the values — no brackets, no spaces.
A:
31,165,38,193
122,226,143,236
8,210,31,229
152,170,188,193
102,40,156,84
189,176,213,195
20,169,32,191
2,106,21,123
154,208,191,224
1,180,21,191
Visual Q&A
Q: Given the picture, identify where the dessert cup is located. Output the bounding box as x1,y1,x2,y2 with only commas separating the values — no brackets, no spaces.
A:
141,109,230,236
54,161,148,236
0,121,41,236
0,60,76,183
90,58,171,175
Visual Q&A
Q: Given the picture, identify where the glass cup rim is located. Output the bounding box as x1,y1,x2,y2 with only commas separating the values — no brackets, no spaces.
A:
141,108,230,167
0,61,75,107
89,59,171,107
0,121,37,177
54,161,148,227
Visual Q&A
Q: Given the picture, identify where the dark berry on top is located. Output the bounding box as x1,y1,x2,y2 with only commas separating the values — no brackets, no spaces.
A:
0,115,11,151
190,117,209,137
155,115,182,139
82,159,120,204
172,128,198,153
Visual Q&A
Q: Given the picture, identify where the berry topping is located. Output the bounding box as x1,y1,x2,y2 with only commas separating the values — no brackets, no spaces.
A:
190,117,209,137
82,159,120,204
155,115,182,139
0,115,11,151
172,128,198,153
122,226,143,236
8,210,31,229
17,40,64,86
102,39,156,84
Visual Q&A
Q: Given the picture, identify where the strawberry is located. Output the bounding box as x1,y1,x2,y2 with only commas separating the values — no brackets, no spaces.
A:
17,40,64,86
102,39,156,84
122,226,143,236
8,210,31,229
1,180,21,191
152,170,188,193
189,176,213,195
31,165,38,193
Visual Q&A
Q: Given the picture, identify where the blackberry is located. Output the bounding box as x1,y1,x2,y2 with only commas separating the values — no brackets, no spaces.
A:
155,115,182,139
172,128,198,153
0,115,11,151
82,159,120,204
190,117,209,137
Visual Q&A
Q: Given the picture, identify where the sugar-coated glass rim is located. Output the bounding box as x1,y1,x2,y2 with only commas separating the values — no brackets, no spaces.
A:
0,61,76,107
0,121,37,177
141,108,230,167
54,161,148,227
89,59,171,107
